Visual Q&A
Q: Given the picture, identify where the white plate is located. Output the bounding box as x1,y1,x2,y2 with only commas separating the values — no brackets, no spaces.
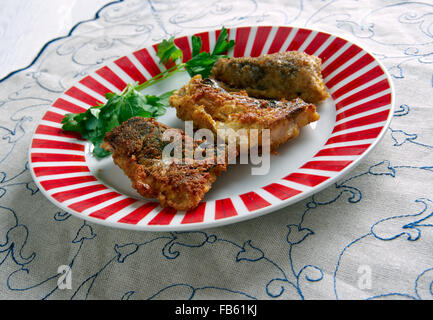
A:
29,26,395,231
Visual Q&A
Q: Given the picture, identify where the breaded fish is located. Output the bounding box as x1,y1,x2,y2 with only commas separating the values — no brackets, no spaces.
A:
211,51,329,104
169,75,320,152
102,117,227,211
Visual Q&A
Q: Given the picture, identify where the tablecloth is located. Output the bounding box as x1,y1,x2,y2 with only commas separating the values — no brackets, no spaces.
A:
1,0,432,300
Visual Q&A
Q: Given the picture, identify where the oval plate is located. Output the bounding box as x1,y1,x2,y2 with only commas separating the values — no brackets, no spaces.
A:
28,26,395,231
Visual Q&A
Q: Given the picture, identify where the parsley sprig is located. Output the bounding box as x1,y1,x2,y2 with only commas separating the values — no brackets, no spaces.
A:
155,26,235,79
61,85,173,158
61,27,234,158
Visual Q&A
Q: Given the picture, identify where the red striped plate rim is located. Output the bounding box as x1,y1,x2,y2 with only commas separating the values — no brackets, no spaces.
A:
28,26,395,231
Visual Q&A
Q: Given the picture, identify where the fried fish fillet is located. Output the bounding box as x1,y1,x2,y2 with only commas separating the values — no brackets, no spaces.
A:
211,51,329,104
169,75,320,152
102,117,227,211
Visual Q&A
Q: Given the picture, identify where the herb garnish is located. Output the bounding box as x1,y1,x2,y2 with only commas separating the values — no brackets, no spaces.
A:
61,85,173,158
156,26,235,78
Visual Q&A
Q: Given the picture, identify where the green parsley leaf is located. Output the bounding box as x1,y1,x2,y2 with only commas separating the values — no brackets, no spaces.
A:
185,27,235,78
191,35,202,57
156,37,183,64
185,52,219,78
212,27,235,56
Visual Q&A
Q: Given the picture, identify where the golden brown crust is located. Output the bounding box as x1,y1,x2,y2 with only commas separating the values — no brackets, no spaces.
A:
103,117,227,211
169,75,320,151
211,51,329,104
